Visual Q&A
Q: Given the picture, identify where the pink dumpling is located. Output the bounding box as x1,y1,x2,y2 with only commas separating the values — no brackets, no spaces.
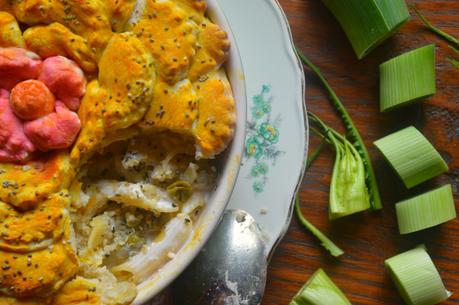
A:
0,89,36,162
24,101,81,152
39,56,86,111
0,48,42,90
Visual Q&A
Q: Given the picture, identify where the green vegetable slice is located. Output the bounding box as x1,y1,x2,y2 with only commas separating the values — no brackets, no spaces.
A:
374,126,448,188
385,245,451,305
309,113,370,219
290,269,352,305
295,196,344,257
396,185,456,234
167,180,193,204
380,45,436,112
320,0,409,59
297,50,382,210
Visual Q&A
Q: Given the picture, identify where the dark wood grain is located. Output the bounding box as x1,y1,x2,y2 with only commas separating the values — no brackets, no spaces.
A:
261,0,459,304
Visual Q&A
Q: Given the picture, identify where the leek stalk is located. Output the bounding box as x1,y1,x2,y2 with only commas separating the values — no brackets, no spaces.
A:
290,269,352,305
396,185,457,234
321,0,410,59
385,245,451,305
374,126,448,189
296,50,382,210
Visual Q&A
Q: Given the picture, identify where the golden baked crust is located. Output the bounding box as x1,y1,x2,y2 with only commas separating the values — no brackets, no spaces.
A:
0,242,78,298
98,32,155,130
141,79,198,135
23,23,97,73
174,0,207,22
50,277,100,305
129,0,197,84
106,0,137,33
194,71,236,158
6,0,113,59
189,20,230,81
0,152,73,210
0,12,25,48
0,192,70,252
70,80,107,167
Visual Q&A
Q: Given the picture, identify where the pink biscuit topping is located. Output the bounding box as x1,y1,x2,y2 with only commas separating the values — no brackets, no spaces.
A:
0,89,36,162
39,56,86,111
24,101,81,152
10,80,55,120
0,48,42,90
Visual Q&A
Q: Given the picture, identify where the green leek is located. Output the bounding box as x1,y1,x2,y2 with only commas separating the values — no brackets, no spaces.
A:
380,45,436,112
396,185,456,234
321,0,410,59
296,50,382,210
385,245,451,305
290,269,352,305
309,113,370,220
374,126,448,188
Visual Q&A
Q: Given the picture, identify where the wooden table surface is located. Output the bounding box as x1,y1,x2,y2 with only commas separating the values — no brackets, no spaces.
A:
260,0,459,304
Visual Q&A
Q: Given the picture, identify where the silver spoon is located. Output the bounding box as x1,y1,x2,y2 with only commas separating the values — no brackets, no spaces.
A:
172,209,268,305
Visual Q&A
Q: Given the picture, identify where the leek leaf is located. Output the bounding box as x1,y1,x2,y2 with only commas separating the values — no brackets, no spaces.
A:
413,6,459,49
396,184,457,234
295,196,344,257
290,269,352,305
296,49,382,210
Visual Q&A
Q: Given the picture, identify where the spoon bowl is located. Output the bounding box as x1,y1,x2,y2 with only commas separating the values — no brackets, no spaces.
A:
173,209,268,305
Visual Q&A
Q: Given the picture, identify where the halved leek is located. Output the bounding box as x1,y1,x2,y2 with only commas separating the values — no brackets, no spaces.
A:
321,0,410,59
290,269,352,305
380,45,436,112
309,113,370,220
396,185,456,234
374,126,448,188
385,245,451,305
297,50,382,210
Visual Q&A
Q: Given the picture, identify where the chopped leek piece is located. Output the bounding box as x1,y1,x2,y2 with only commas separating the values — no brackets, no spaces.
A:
309,113,370,220
380,45,436,112
295,196,344,257
297,50,382,210
374,126,448,188
396,185,456,234
385,245,451,305
290,269,352,305
321,0,409,59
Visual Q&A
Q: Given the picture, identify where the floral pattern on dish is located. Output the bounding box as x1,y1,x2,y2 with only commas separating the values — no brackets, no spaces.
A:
245,85,284,194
